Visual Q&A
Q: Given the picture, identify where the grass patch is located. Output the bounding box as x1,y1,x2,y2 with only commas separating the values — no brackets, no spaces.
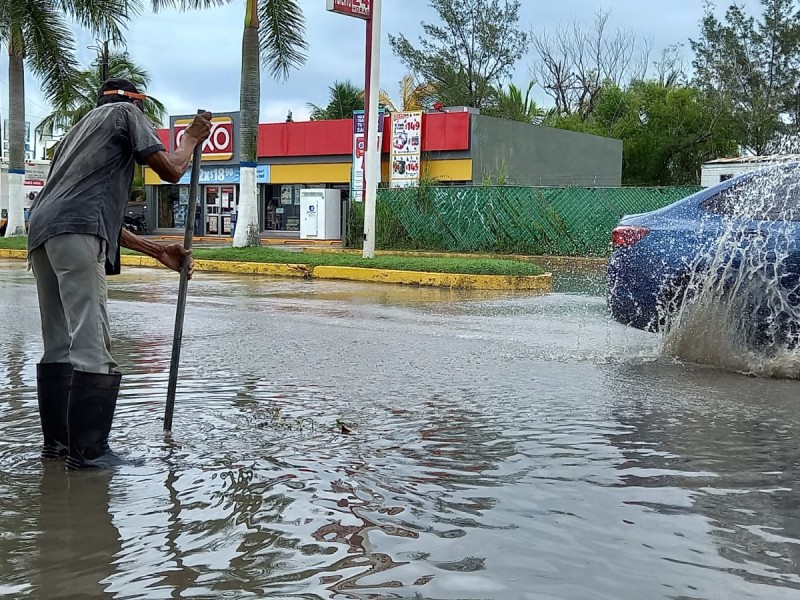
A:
192,247,544,276
1,236,544,276
0,236,28,250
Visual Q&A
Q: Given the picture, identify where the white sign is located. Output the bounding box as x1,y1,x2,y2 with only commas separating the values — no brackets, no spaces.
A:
326,0,371,19
351,109,384,201
389,111,423,188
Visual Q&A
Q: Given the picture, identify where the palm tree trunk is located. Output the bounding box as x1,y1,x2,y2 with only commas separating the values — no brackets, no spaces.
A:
5,43,26,238
232,0,261,248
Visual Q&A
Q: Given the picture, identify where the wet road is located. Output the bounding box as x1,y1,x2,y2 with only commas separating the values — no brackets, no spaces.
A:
1,259,800,599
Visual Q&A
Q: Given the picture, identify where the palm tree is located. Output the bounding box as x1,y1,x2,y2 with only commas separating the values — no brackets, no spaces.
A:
233,0,307,248
37,50,167,138
490,82,545,124
380,74,436,113
1,0,228,238
0,1,131,237
307,80,363,121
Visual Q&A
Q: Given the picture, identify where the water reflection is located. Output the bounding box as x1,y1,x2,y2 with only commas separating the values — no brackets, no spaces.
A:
605,362,800,595
3,260,800,599
35,466,120,599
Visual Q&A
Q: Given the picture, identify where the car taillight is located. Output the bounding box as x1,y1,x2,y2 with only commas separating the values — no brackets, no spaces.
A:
612,225,650,248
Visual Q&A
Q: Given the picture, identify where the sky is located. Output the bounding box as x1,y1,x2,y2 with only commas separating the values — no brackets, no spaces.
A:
0,0,765,144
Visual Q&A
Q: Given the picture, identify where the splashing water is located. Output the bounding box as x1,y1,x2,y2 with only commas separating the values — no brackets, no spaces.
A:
660,162,800,378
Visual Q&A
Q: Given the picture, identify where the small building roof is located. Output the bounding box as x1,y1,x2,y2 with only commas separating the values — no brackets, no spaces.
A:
703,154,800,166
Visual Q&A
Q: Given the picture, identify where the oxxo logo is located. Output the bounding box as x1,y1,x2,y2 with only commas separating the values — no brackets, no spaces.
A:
173,116,234,161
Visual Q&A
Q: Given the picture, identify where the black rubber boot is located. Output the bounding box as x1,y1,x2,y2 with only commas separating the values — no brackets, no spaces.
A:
36,362,73,460
65,370,127,470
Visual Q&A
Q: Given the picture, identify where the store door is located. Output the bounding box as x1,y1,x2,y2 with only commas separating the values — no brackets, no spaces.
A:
204,186,238,236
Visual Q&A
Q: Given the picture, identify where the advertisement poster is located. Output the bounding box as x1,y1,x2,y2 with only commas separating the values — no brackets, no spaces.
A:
389,111,423,188
351,109,384,201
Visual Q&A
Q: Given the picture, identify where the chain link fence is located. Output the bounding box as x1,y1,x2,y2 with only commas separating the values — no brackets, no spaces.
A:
347,185,702,256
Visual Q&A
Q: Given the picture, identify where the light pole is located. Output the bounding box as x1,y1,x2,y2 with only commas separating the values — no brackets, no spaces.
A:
325,0,381,257
88,39,111,81
361,0,381,258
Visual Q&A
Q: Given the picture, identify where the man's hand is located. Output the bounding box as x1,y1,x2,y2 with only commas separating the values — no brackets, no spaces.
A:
159,244,194,279
146,112,213,183
184,112,213,144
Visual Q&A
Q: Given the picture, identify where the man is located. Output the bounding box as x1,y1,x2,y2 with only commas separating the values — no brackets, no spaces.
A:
27,78,212,470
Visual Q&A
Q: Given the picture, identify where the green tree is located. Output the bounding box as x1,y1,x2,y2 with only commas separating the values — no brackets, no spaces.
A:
37,49,167,137
233,0,307,247
0,0,130,237
547,81,739,185
389,0,529,110
691,0,800,155
485,82,545,124
1,0,228,238
307,80,363,120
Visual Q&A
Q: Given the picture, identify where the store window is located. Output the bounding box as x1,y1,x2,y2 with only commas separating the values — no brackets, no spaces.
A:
157,185,189,229
264,184,301,232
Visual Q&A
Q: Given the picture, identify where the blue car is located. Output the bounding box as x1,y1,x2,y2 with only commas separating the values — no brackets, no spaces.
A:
607,163,800,349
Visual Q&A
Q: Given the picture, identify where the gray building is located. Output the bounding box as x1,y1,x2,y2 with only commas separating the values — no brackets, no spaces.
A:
469,114,622,187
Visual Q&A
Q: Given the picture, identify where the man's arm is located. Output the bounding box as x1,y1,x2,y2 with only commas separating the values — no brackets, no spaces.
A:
120,229,194,279
145,112,212,184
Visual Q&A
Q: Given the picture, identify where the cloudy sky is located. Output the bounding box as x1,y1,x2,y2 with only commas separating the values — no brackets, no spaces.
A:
0,0,763,142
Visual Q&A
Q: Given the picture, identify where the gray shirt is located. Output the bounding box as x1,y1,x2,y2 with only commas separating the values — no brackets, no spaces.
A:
27,102,165,268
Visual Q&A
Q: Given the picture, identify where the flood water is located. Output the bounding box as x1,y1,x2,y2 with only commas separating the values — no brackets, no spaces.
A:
2,259,800,599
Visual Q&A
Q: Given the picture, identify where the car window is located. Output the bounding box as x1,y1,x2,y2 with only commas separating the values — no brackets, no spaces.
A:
701,168,800,221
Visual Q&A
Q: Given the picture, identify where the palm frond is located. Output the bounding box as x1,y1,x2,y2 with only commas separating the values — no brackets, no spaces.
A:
16,0,80,104
258,0,308,80
38,48,166,134
55,0,138,42
149,0,230,11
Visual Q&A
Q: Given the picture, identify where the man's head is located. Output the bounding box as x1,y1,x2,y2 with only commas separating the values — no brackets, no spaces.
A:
96,78,145,111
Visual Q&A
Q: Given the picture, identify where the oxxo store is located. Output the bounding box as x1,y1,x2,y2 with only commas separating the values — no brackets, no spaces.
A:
144,109,476,239
145,112,256,236
144,106,623,238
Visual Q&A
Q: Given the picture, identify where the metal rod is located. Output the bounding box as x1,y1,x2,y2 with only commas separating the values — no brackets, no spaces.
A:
102,40,109,81
164,110,204,434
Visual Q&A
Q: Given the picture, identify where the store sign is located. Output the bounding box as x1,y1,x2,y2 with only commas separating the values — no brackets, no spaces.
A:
173,116,234,161
326,0,371,19
23,161,49,187
389,111,423,188
351,109,384,201
174,164,270,185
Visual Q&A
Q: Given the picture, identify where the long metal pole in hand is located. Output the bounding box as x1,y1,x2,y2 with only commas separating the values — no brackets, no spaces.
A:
164,110,204,434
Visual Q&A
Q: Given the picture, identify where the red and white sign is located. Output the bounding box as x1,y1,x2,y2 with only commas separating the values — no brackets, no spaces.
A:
389,111,423,188
326,0,371,19
173,116,234,161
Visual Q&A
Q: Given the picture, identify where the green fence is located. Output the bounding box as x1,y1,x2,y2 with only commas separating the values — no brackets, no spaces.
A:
347,185,703,257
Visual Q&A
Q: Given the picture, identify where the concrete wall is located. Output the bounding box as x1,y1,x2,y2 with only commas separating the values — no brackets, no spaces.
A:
470,115,622,187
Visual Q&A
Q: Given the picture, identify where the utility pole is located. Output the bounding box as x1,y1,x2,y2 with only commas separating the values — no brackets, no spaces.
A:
362,0,382,258
325,0,381,258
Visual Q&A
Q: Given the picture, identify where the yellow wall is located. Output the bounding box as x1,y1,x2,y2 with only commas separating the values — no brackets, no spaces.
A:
270,162,351,184
144,158,472,186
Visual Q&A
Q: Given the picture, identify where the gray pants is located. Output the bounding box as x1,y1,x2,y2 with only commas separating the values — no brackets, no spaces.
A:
30,233,117,374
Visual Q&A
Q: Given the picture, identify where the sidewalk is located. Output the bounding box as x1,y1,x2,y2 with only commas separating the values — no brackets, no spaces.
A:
146,235,342,250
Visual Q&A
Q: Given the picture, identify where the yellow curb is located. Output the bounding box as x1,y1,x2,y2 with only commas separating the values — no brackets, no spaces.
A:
311,265,552,291
119,254,311,278
2,249,550,290
0,249,27,259
303,247,607,269
193,259,310,277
